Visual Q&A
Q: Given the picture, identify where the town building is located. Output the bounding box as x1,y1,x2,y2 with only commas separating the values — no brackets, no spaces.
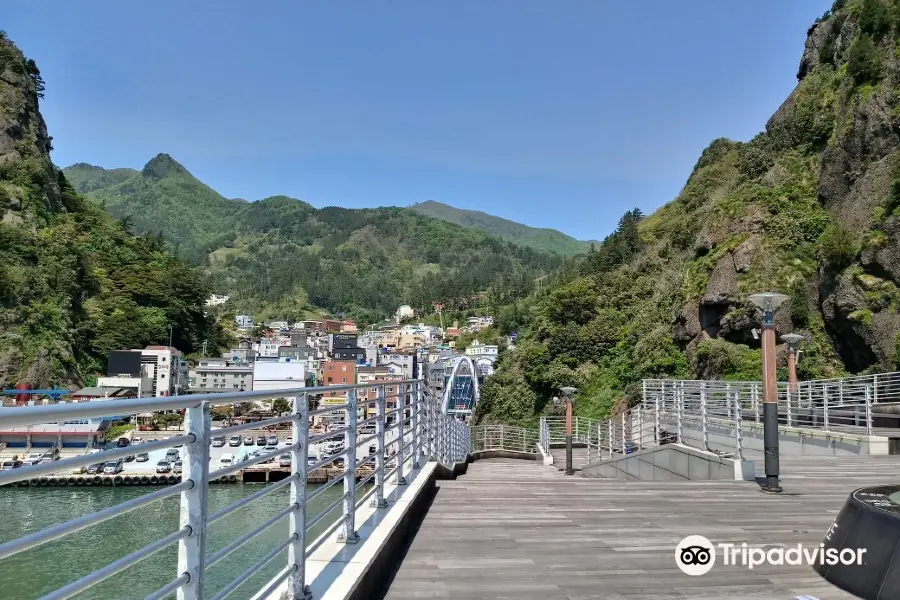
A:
394,305,414,323
206,294,230,307
189,357,253,392
377,351,418,380
71,387,136,402
341,320,358,333
139,346,189,396
235,315,254,329
268,320,289,331
324,318,342,332
466,316,495,332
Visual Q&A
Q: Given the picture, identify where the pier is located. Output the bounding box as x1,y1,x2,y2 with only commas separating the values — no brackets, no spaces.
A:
2,370,900,599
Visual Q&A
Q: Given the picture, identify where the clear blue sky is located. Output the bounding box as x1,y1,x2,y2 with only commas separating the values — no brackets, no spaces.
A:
6,1,831,241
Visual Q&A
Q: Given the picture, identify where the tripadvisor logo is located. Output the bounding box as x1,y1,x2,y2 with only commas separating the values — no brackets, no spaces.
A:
675,535,867,576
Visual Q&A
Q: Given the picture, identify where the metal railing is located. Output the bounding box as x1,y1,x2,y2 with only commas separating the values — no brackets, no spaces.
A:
0,379,470,600
539,416,604,458
470,425,539,454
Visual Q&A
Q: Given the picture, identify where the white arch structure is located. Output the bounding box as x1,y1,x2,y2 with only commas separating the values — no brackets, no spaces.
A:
440,355,481,417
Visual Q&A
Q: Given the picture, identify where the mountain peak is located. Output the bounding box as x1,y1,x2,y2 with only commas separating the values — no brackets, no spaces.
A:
141,153,189,181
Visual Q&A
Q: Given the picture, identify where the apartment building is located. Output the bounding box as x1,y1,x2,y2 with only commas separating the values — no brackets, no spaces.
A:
189,358,253,392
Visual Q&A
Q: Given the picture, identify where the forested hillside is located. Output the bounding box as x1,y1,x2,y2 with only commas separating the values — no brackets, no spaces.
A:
477,0,900,424
65,160,562,324
0,33,222,387
409,200,594,256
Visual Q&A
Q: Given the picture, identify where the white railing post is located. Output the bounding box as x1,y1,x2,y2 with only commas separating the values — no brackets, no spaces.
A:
372,385,388,507
823,383,830,431
288,394,311,600
700,381,708,451
654,395,660,445
726,383,732,420
676,384,683,444
620,412,626,453
874,374,879,404
839,378,844,407
412,380,422,469
637,406,644,450
786,387,793,427
866,385,874,436
177,401,211,600
396,384,407,485
339,389,360,543
735,393,744,461
608,420,613,455
753,383,760,423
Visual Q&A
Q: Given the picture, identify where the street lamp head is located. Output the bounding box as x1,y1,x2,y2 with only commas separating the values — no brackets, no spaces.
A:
748,292,789,313
560,386,577,398
781,333,805,347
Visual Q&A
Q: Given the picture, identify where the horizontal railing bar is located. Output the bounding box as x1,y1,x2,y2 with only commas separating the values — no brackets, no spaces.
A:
304,511,346,557
310,426,348,444
309,404,350,417
37,526,191,600
209,443,300,480
0,379,421,429
208,474,297,524
207,503,299,568
0,433,195,486
215,414,298,437
357,432,378,448
306,469,346,504
143,572,190,600
306,492,346,531
309,447,351,472
251,564,295,600
0,479,191,560
209,534,297,600
354,469,377,490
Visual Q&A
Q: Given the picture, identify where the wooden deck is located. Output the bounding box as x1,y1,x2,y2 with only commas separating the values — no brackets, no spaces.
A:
381,455,900,599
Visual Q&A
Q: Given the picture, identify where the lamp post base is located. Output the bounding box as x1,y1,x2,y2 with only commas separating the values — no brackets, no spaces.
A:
565,435,573,475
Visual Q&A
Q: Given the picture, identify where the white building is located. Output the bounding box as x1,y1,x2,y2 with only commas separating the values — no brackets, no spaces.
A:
394,304,414,323
235,315,254,329
206,294,230,307
465,316,494,332
465,340,498,360
139,346,189,396
268,320,289,331
377,352,416,380
252,362,306,392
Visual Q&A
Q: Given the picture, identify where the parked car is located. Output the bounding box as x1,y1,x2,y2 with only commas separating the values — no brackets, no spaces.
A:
103,459,124,474
219,454,234,467
307,456,318,468
256,436,267,446
132,437,143,445
211,436,226,448
278,454,292,467
228,436,241,447
1,460,23,470
165,448,180,461
266,435,279,447
173,460,183,475
115,437,130,448
332,457,345,469
323,441,343,455
123,454,135,462
156,460,172,473
24,453,44,466
243,436,254,446
86,462,106,474
135,453,149,462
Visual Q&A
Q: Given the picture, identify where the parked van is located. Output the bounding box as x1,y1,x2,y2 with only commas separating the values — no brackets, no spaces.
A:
220,453,234,467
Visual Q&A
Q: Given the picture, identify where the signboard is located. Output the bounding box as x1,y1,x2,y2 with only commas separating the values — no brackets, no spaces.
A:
321,397,346,406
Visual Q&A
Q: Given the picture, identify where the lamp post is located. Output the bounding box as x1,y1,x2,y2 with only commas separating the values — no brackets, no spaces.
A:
560,386,577,475
782,333,805,394
748,292,789,493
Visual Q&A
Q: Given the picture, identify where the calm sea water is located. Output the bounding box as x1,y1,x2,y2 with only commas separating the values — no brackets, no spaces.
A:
0,483,344,600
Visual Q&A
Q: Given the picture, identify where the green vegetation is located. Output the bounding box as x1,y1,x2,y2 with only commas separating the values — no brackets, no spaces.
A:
0,34,224,388
408,200,595,256
66,163,562,326
817,223,859,271
103,423,134,441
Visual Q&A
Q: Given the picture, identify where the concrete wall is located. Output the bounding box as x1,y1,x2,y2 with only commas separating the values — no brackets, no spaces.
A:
581,444,755,482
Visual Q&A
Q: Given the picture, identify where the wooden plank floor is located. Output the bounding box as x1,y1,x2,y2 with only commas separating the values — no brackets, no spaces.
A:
381,456,900,599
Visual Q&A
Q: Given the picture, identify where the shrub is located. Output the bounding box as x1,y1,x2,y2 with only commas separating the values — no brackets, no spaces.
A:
789,281,811,327
817,222,859,271
857,0,891,36
847,34,882,85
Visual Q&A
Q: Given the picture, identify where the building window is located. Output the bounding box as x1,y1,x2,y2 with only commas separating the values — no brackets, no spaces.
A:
341,365,347,372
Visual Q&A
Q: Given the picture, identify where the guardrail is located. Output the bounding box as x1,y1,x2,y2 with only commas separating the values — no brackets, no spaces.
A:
539,416,604,458
471,425,539,454
0,378,470,600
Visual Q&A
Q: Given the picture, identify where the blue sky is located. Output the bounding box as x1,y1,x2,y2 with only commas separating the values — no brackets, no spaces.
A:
6,1,831,241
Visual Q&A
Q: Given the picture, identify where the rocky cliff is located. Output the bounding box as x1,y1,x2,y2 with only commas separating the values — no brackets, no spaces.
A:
479,0,900,424
0,33,215,388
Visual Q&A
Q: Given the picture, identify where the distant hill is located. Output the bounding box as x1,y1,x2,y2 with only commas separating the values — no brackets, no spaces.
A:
64,158,562,324
409,200,595,256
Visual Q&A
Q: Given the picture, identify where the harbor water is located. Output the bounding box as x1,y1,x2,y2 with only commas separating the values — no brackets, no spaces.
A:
0,483,346,600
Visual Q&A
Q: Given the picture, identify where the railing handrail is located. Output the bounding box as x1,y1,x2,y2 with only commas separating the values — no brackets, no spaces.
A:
0,378,471,600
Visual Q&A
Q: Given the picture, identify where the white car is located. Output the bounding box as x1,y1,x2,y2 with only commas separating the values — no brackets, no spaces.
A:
278,454,292,467
323,441,344,455
220,454,234,467
24,453,43,465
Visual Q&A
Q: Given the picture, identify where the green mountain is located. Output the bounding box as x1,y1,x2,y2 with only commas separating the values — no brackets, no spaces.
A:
64,162,562,325
409,200,594,256
477,0,900,424
0,33,221,388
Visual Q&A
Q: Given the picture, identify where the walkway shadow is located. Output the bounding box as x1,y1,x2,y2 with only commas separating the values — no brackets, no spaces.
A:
370,483,440,600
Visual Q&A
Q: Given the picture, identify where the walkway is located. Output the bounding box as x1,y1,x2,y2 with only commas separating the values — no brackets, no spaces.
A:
381,456,900,599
